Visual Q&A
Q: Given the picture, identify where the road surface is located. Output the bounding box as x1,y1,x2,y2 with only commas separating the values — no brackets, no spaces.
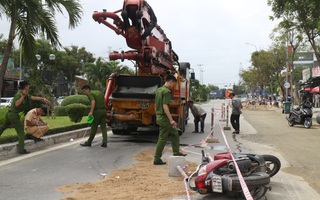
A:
0,100,319,200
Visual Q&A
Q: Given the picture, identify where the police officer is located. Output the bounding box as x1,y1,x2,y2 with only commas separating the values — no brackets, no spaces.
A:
0,81,49,154
154,74,186,165
80,85,107,148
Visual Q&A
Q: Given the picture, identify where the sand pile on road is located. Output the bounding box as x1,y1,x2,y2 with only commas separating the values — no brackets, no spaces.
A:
58,148,197,200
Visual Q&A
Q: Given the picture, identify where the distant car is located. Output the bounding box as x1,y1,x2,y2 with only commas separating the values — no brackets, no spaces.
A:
0,97,13,108
57,96,64,105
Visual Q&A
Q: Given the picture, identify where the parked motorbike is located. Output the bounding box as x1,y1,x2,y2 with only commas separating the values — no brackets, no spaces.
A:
286,101,313,128
188,150,281,199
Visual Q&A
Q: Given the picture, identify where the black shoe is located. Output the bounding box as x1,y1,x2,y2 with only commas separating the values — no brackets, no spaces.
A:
199,131,204,133
174,152,187,157
192,131,198,133
153,160,167,165
19,149,30,154
80,142,91,147
26,135,43,142
232,131,240,134
101,143,107,148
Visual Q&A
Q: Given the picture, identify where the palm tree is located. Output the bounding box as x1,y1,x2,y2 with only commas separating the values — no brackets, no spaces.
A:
0,0,83,98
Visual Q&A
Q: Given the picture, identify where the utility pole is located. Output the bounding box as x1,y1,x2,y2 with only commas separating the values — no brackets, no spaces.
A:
197,64,204,85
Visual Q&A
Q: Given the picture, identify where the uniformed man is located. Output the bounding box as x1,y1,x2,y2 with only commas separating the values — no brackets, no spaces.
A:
154,74,186,165
24,106,49,142
0,81,49,154
80,85,107,147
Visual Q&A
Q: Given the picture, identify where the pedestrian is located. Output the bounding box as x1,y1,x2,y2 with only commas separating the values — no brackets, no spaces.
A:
0,81,50,154
24,106,49,142
188,100,206,133
153,74,186,165
80,85,107,148
229,92,242,134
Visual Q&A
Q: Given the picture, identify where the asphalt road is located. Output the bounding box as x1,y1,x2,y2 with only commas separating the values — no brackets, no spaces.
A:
0,100,320,200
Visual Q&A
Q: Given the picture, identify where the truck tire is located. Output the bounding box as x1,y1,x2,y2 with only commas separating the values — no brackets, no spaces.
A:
178,105,186,135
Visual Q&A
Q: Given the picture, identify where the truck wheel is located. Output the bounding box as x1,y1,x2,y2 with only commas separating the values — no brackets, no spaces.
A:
112,129,123,135
178,105,186,135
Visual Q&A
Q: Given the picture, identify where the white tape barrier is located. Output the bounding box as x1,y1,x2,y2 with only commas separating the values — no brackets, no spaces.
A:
180,106,253,199
176,165,191,200
216,110,254,200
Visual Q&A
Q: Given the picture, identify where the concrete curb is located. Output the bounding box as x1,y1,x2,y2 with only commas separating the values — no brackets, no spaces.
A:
0,127,100,159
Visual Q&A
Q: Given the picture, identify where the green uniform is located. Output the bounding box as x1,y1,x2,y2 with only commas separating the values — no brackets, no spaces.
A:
154,85,180,162
86,90,107,145
0,90,31,151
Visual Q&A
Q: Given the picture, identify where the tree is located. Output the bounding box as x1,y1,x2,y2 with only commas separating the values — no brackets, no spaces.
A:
82,58,134,93
56,45,95,95
0,0,82,98
268,0,320,62
206,84,219,91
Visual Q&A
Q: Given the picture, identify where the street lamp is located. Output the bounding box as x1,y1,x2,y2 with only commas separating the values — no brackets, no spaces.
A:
245,42,258,51
35,54,56,69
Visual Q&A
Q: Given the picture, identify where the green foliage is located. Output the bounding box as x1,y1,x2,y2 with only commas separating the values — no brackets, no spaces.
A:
61,95,90,106
0,107,8,123
82,59,134,93
0,108,25,124
0,116,89,144
53,106,68,116
268,0,320,63
65,103,87,123
190,79,209,102
207,84,219,91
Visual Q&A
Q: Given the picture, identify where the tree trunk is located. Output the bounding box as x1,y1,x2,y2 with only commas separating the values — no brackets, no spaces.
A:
0,16,17,98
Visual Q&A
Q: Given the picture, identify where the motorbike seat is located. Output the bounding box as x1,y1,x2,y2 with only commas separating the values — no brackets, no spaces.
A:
293,110,302,115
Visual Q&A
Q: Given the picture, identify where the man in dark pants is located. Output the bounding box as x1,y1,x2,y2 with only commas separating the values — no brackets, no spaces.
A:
154,74,186,165
188,100,207,133
229,93,242,134
80,85,107,147
0,81,49,154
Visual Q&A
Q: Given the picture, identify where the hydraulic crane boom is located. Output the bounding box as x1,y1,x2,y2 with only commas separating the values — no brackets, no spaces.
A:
92,0,179,75
92,0,193,135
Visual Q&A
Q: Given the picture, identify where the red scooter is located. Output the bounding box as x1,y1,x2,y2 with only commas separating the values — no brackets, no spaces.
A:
188,150,281,199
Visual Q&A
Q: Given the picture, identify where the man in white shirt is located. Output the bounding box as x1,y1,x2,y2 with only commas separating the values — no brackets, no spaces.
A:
24,107,49,142
188,100,207,133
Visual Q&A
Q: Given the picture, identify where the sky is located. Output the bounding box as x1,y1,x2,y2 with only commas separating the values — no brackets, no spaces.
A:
0,0,279,88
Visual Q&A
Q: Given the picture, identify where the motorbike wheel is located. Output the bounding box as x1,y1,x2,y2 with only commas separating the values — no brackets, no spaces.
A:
288,114,294,127
262,155,281,177
304,117,312,128
222,172,270,191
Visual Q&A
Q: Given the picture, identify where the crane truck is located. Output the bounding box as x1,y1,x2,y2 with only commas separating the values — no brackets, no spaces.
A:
92,0,193,135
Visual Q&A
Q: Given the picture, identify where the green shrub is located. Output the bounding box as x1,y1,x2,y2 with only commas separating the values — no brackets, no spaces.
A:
65,103,87,123
0,108,25,124
54,106,68,116
61,95,90,106
0,107,8,124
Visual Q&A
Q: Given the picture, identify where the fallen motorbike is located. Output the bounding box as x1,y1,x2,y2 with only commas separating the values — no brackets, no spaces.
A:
286,101,313,128
188,150,281,199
